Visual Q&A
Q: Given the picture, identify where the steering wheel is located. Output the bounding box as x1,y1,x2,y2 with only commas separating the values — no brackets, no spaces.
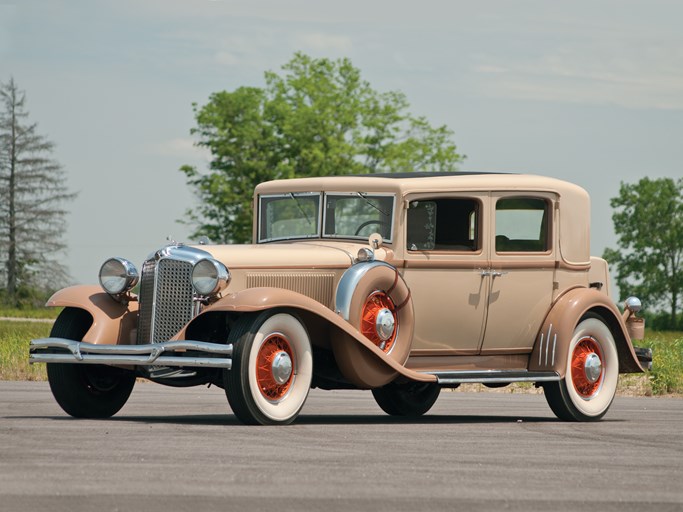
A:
354,220,389,236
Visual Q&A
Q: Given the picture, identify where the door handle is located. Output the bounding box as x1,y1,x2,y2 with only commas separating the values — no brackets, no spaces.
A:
480,269,508,277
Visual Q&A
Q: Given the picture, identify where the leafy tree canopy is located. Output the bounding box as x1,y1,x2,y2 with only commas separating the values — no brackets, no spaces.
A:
603,177,683,328
181,52,464,243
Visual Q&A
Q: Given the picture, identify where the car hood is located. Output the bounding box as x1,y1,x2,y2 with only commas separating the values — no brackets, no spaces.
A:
194,240,367,269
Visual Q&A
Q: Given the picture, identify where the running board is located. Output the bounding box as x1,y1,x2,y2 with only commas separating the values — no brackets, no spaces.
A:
422,370,560,386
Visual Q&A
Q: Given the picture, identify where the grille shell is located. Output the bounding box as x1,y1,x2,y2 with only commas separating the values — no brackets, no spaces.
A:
137,257,196,344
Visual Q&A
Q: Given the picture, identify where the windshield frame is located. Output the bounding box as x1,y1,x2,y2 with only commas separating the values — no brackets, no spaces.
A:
257,192,323,243
257,191,396,244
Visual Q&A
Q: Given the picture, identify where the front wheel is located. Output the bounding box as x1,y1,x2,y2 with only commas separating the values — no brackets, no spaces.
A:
47,307,135,419
224,310,313,425
372,381,441,417
543,316,619,421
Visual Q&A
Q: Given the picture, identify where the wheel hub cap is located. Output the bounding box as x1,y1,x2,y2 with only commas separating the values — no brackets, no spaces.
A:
571,336,604,398
256,334,295,401
584,352,602,383
375,308,396,342
271,351,293,385
360,291,398,353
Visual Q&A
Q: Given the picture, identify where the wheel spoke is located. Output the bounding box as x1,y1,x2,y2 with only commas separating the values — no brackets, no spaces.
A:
256,334,295,401
360,291,398,353
570,337,604,398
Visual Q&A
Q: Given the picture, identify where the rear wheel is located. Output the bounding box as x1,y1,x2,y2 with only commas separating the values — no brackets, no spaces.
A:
224,310,313,425
372,381,441,417
47,308,136,418
543,316,618,421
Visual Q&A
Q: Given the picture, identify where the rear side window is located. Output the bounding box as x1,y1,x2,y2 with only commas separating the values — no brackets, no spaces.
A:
495,197,550,252
407,198,479,251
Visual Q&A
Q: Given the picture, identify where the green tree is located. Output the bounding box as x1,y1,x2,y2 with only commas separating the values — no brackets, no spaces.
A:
0,78,76,307
181,53,463,243
603,177,683,328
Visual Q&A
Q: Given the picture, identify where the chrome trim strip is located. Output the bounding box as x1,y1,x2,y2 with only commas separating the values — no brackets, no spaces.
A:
29,338,232,369
422,369,560,385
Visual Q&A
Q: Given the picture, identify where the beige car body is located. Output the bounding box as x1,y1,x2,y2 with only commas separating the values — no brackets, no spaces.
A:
31,173,643,423
43,173,643,389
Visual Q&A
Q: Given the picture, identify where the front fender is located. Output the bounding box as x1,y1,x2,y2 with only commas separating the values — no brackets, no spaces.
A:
529,287,643,377
47,285,138,345
177,287,434,386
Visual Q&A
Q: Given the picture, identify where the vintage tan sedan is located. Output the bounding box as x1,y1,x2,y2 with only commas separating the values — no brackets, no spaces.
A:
30,172,651,424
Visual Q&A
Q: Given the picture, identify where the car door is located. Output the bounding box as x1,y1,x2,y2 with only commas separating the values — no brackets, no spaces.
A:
402,194,490,356
478,193,556,354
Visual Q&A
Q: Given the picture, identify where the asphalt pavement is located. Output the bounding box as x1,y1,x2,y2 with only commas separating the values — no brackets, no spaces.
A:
1,381,681,512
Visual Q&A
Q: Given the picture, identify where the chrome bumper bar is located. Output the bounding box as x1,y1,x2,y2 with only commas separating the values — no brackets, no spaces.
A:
29,338,233,369
634,346,653,371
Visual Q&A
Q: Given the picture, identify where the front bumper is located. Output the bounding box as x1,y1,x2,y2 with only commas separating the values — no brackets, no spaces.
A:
29,338,233,369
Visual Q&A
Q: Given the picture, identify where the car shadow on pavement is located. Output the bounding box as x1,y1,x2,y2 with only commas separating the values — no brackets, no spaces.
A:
13,412,578,426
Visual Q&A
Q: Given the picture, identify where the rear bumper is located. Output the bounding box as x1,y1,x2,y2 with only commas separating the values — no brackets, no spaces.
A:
634,346,653,371
29,338,233,369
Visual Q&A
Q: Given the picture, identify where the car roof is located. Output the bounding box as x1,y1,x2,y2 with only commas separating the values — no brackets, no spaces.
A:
256,172,587,200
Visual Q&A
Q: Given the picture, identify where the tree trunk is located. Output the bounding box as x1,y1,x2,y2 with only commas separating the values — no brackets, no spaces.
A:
7,94,17,305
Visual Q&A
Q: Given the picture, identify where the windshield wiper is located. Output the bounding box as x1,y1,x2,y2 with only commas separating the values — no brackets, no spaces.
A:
289,193,313,226
356,192,390,217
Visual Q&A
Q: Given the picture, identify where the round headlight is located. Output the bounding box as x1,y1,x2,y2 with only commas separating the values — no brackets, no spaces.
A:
192,259,230,296
99,258,139,295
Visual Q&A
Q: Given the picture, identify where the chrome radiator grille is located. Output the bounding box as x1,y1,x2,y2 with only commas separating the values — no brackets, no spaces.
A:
137,258,195,344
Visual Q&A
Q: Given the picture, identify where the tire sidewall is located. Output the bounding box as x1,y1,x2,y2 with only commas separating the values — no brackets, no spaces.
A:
564,317,618,419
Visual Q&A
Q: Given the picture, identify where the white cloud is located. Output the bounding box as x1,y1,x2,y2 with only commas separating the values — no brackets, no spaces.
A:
151,138,211,161
471,38,683,110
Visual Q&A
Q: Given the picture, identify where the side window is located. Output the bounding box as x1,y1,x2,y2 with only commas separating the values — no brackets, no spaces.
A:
407,198,479,251
495,197,550,252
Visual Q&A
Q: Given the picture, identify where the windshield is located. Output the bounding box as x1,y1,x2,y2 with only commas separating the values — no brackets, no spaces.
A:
257,192,394,243
323,193,393,241
258,193,321,242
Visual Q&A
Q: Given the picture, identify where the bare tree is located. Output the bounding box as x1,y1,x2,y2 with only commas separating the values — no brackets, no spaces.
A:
0,78,76,306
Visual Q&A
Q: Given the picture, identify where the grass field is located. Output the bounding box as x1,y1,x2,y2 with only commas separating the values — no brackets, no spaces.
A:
0,307,61,319
0,320,51,381
1,317,681,396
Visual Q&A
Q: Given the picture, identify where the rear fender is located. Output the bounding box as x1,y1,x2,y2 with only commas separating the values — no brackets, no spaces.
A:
529,287,643,377
178,287,434,387
47,285,138,345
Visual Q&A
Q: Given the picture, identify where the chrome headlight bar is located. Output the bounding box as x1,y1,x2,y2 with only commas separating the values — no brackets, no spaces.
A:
99,251,230,299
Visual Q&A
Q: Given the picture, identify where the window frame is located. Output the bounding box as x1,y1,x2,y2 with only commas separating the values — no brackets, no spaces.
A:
494,196,553,254
405,196,484,253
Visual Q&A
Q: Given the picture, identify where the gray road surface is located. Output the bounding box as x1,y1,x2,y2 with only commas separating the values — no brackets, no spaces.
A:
1,381,682,512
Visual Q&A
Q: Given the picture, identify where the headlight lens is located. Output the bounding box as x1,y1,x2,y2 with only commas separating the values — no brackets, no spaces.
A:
99,257,139,295
192,259,230,296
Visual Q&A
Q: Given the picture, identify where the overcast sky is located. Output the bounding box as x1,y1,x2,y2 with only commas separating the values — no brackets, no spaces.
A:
2,0,682,300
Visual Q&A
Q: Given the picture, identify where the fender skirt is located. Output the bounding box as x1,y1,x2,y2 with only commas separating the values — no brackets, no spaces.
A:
528,287,644,378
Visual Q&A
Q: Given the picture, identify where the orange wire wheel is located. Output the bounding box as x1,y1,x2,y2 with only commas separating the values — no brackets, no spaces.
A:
360,291,398,353
570,336,604,399
255,333,295,401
